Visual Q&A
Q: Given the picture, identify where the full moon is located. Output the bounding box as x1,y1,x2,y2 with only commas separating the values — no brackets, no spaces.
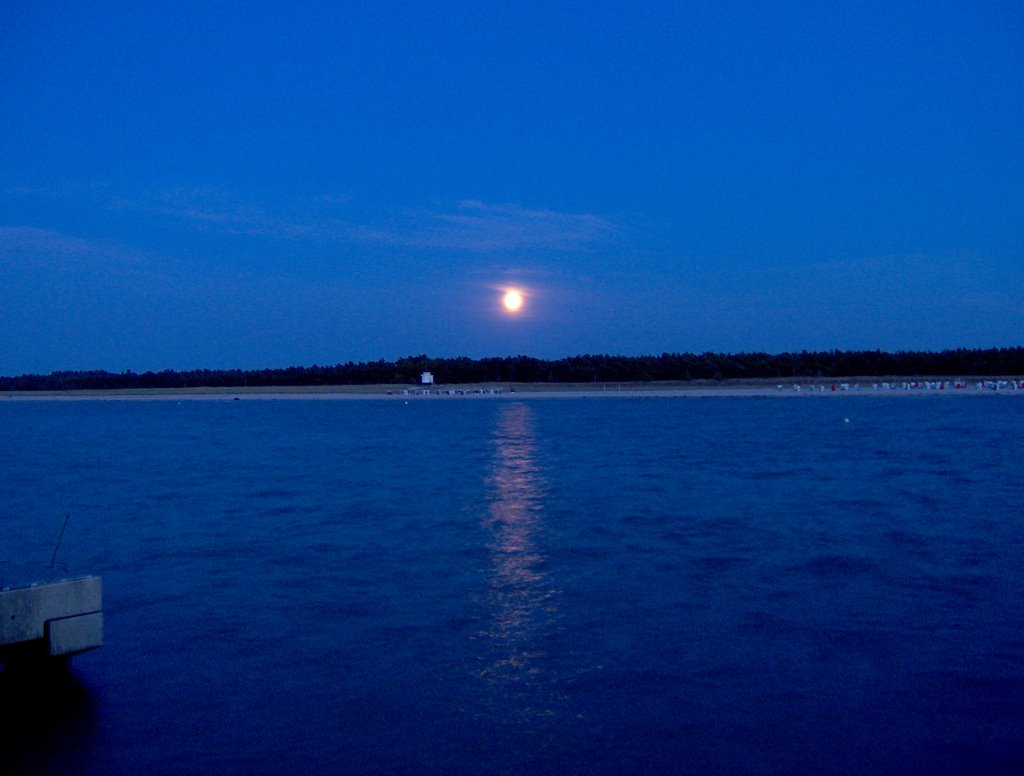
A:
503,289,524,312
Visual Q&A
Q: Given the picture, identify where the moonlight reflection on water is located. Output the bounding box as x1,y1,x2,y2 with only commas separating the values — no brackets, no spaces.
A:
480,402,558,697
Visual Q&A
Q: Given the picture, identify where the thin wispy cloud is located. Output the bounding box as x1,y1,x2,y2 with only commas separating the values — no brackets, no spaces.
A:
388,201,621,252
0,226,97,256
144,188,325,239
141,190,620,253
0,226,146,270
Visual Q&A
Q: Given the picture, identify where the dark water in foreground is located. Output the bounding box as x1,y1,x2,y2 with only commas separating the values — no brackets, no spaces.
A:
2,396,1022,774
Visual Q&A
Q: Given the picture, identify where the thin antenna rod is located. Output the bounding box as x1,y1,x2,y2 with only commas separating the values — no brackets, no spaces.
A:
49,513,71,569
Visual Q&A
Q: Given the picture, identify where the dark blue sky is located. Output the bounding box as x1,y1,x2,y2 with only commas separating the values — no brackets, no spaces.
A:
2,1,1021,373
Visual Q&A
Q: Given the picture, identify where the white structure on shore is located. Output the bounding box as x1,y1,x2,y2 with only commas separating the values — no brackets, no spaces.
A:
421,371,434,385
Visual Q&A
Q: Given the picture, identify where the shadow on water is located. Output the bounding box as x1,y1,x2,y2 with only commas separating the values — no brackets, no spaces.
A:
0,659,97,774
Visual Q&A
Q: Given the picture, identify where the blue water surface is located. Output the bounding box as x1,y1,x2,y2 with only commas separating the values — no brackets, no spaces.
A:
2,395,1022,774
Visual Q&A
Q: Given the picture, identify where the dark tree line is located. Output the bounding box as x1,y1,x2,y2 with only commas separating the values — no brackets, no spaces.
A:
2,348,1022,391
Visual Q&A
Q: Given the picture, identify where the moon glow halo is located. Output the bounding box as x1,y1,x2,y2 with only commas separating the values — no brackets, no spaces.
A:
502,289,524,312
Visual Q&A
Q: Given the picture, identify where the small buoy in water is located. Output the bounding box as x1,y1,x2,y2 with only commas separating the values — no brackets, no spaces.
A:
844,418,850,423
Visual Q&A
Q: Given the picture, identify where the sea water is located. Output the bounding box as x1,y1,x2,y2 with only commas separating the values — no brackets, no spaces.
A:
1,396,1022,774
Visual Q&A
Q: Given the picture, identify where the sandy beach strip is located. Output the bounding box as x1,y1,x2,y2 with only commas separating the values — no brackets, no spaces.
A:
2,379,1021,401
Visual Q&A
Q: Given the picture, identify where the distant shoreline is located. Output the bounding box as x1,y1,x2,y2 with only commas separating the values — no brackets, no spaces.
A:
2,378,1022,401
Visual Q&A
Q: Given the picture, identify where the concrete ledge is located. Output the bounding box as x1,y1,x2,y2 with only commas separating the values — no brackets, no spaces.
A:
1,576,102,651
46,612,104,657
